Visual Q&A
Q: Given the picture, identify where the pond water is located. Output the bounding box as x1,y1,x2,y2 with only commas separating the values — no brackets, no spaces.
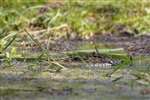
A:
0,41,149,100
0,55,149,100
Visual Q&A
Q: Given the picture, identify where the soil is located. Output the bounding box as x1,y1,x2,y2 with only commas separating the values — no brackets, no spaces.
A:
49,34,150,56
63,52,120,66
17,32,150,65
90,34,150,56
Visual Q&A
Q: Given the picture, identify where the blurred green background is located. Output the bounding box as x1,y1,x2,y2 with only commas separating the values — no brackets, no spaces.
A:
0,0,150,37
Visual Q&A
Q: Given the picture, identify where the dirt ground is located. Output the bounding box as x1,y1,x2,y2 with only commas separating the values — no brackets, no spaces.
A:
48,34,150,56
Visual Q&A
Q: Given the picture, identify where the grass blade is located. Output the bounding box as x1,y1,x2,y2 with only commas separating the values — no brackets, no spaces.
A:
2,33,17,51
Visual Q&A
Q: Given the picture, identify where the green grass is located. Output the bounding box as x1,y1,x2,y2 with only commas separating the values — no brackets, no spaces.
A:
0,0,149,65
0,0,150,38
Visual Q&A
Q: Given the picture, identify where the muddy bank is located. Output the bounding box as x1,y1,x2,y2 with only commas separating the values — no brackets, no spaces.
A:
48,34,150,56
